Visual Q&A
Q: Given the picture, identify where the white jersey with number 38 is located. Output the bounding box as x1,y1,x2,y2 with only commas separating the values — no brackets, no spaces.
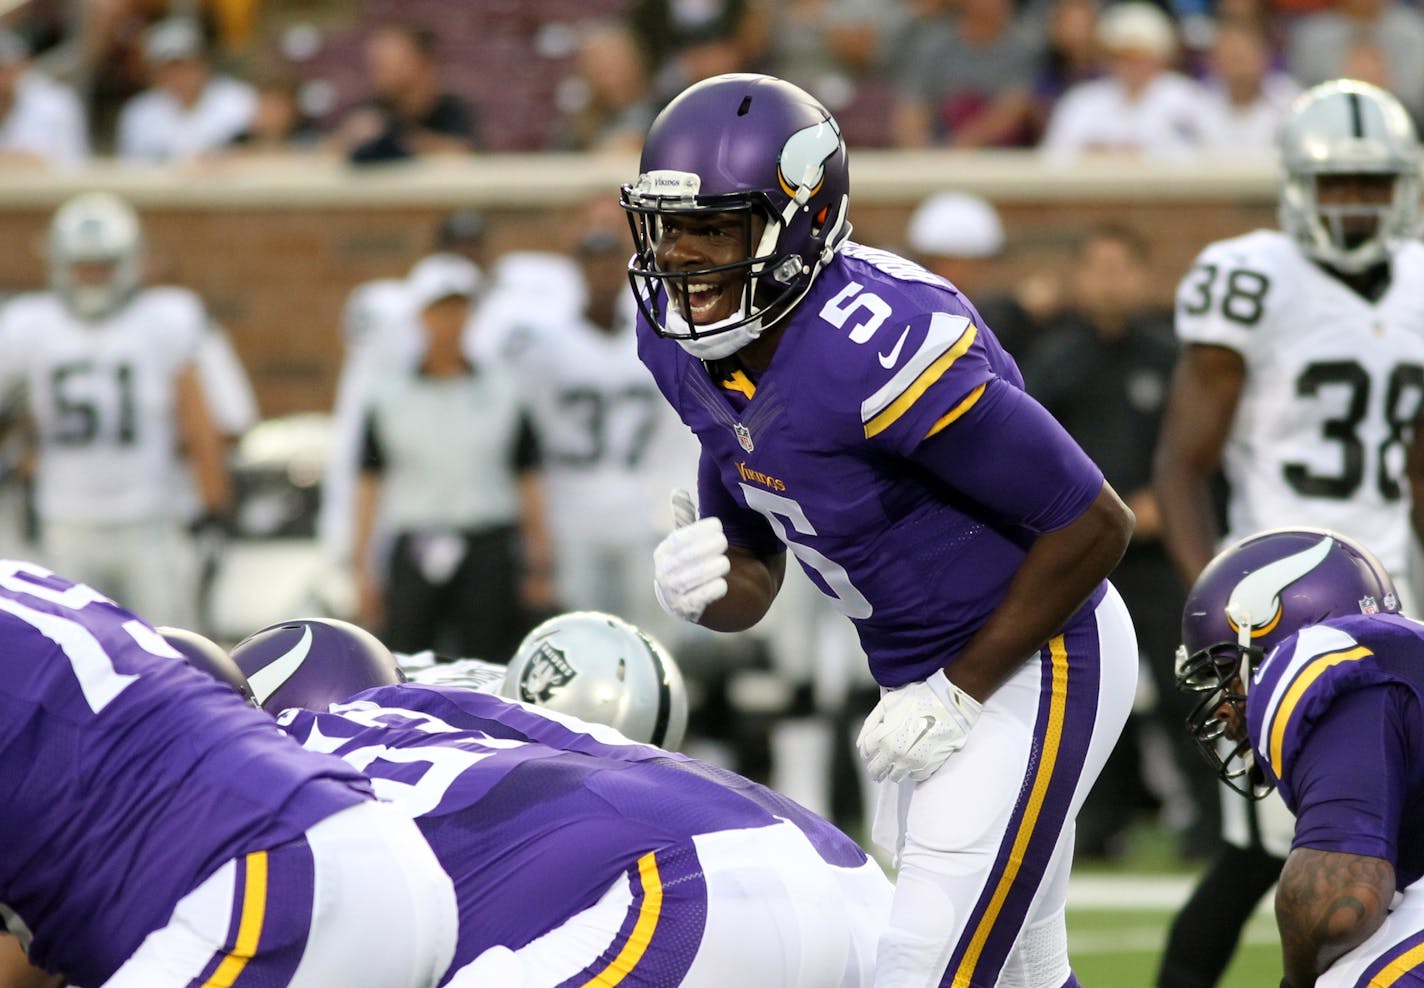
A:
0,287,207,524
1175,229,1424,578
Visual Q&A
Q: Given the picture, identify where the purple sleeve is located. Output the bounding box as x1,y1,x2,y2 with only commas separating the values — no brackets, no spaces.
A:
697,448,784,557
1287,685,1407,862
909,377,1104,534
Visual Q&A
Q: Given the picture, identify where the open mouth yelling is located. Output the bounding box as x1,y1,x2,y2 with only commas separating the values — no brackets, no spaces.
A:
678,280,734,325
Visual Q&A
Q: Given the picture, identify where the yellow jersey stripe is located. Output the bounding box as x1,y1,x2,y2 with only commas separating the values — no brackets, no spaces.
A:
720,370,756,399
1370,941,1424,985
924,383,987,439
865,324,979,439
582,852,664,987
203,850,269,988
950,635,1068,987
860,313,972,424
1268,646,1371,778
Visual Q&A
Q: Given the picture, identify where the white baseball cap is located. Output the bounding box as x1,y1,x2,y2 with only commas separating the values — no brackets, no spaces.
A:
1097,3,1177,57
408,253,481,310
144,17,205,63
906,192,1005,259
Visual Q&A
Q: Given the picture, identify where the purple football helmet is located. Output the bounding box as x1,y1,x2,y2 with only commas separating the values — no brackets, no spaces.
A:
229,617,403,714
620,73,851,359
157,625,257,706
1177,527,1399,796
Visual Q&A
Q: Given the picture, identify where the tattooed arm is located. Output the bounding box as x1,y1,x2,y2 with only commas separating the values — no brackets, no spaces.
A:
1276,848,1395,987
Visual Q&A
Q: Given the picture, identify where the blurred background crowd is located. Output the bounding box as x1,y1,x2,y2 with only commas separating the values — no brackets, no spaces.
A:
0,0,1400,871
0,0,1418,164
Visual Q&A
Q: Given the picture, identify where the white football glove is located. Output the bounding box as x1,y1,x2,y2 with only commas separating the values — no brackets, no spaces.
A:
653,489,730,624
856,670,983,783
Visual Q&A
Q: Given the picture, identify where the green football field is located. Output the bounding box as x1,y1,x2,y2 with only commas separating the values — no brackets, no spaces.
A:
1058,865,1282,987
1067,904,1280,987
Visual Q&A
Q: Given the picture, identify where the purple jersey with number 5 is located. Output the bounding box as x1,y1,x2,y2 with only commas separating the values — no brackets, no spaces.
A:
637,243,1106,686
0,561,371,985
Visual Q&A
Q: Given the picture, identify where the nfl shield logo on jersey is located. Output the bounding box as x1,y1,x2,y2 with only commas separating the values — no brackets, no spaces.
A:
518,642,577,702
734,423,754,453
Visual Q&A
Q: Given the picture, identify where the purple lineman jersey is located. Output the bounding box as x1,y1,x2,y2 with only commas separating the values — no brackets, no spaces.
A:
277,683,870,983
1247,612,1424,887
637,242,1107,685
0,561,371,985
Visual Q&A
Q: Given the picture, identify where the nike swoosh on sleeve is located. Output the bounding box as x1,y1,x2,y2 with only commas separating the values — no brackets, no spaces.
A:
878,327,911,368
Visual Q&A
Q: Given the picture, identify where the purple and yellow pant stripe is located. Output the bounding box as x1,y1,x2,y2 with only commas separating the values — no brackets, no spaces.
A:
939,625,1102,988
1353,928,1424,986
186,838,316,988
557,842,708,988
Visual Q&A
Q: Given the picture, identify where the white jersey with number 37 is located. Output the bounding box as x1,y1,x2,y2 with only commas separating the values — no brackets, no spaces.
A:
0,287,207,524
1175,229,1424,578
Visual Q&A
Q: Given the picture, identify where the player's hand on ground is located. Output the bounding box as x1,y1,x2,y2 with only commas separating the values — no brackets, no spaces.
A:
857,671,983,783
653,489,730,623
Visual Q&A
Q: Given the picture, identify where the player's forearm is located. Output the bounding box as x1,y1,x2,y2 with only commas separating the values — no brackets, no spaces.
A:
176,369,231,515
1153,456,1219,589
1276,848,1394,988
516,472,554,578
947,483,1132,703
697,547,785,633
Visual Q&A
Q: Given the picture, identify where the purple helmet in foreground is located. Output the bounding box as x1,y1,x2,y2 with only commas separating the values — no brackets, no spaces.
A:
230,618,402,714
157,625,256,706
620,73,851,359
1176,527,1399,796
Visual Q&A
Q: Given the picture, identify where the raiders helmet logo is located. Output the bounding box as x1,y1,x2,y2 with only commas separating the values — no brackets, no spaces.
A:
518,642,577,702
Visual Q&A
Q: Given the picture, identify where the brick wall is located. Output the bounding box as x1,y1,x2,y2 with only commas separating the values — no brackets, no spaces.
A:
0,155,1278,417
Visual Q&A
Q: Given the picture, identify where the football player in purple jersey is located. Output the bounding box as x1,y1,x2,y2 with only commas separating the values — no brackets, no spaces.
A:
0,560,457,988
621,72,1139,986
230,616,893,987
1176,528,1424,987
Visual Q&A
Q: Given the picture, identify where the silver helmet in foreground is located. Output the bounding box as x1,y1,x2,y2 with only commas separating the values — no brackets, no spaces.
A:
503,611,689,749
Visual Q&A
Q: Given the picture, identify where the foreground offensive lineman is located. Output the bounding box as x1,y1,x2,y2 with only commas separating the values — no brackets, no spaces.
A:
622,72,1137,985
1176,529,1424,986
0,192,232,628
1154,80,1424,988
0,561,456,986
230,618,892,987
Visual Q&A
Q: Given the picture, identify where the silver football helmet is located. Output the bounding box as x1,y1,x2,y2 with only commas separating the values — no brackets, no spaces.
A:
503,611,689,749
48,192,144,320
1278,79,1421,273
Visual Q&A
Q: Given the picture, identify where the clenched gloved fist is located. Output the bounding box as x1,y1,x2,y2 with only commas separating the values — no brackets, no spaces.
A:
856,670,983,783
652,489,730,624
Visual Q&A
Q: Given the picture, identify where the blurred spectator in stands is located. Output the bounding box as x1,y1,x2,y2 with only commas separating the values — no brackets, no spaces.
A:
627,0,765,108
328,21,480,164
0,28,88,168
763,0,890,111
1041,2,1218,159
1029,0,1100,140
1336,37,1393,93
354,255,554,659
1020,224,1199,860
549,20,656,153
891,0,1044,147
1198,18,1299,155
225,69,322,154
904,191,1052,360
115,17,256,163
1287,0,1424,123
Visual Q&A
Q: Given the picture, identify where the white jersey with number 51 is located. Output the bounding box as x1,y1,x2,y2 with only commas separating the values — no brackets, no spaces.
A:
1175,228,1424,579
